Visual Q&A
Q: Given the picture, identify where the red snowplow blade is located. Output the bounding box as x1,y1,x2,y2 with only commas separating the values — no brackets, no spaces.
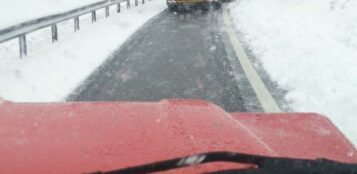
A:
0,99,356,174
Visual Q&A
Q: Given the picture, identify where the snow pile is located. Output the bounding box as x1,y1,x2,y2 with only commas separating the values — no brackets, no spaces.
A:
0,0,166,101
229,0,357,145
0,0,105,29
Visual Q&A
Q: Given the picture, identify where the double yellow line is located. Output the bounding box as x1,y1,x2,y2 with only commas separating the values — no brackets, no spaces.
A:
223,8,282,113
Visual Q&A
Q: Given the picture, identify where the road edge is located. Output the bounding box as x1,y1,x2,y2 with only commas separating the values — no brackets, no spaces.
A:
223,7,281,113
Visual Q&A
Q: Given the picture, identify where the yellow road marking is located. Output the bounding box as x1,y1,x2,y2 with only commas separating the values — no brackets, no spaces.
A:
223,8,282,113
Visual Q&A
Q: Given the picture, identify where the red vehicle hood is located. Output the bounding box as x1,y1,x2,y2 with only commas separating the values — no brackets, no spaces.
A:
0,99,356,174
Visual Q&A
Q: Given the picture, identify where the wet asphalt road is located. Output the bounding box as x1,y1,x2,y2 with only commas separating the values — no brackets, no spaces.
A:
70,9,272,112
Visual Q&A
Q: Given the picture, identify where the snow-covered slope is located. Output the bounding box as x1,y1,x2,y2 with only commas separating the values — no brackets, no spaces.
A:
229,0,357,145
0,0,166,101
0,0,105,29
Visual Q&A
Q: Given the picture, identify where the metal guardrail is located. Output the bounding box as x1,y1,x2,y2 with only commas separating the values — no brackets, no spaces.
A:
0,0,146,58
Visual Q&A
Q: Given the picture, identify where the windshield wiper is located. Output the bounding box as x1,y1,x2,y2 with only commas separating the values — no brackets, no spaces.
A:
86,151,357,174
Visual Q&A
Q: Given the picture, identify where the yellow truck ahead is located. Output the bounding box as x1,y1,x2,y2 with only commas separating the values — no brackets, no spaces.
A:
167,0,222,11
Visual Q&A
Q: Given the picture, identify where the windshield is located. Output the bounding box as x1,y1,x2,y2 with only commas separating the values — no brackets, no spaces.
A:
0,0,356,173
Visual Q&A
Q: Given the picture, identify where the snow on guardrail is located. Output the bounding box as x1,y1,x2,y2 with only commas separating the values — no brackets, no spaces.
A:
0,0,147,58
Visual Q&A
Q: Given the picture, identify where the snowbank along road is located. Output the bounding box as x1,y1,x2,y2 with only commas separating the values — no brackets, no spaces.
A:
69,7,287,113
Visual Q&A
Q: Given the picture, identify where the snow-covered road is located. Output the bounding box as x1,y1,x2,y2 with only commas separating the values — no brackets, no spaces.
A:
69,9,250,112
0,0,356,146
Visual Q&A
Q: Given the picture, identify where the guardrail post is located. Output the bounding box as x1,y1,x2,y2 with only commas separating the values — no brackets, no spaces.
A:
74,17,80,32
51,24,58,42
91,11,97,23
117,3,121,13
19,35,27,58
135,0,138,6
105,6,110,18
127,0,130,8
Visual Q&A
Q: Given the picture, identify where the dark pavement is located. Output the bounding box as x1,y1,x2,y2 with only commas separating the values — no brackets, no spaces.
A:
70,9,261,112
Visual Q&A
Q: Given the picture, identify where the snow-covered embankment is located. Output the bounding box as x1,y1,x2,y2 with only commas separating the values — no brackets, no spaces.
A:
0,0,166,101
229,0,357,145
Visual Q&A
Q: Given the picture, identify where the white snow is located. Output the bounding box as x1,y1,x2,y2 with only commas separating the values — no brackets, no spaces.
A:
0,0,105,29
0,0,166,101
229,0,357,145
